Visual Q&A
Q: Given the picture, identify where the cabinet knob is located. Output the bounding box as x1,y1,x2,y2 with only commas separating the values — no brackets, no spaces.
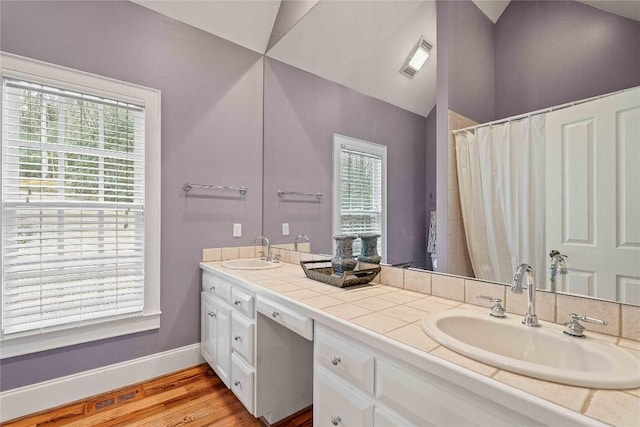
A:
330,356,341,366
234,380,241,387
208,312,216,318
234,300,242,306
209,286,215,291
331,415,341,426
234,335,242,341
272,311,280,318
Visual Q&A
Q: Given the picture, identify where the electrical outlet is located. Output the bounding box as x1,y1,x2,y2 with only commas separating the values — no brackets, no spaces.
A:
282,223,290,236
233,223,242,237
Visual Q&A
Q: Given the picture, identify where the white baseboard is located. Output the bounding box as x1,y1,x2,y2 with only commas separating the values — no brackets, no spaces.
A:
0,343,204,422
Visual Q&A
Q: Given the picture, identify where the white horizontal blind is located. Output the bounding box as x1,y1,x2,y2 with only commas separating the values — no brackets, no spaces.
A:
339,147,383,256
2,77,145,337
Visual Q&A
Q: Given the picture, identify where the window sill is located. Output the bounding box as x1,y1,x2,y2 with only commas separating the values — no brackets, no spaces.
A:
0,312,161,359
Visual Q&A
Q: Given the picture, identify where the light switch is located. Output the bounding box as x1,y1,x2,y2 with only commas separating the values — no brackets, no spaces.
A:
282,223,290,236
233,223,242,237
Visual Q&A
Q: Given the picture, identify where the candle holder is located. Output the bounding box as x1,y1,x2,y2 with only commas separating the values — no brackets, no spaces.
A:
331,234,357,276
357,233,381,264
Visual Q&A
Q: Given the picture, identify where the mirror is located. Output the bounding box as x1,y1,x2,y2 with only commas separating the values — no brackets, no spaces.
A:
262,0,437,269
261,0,640,306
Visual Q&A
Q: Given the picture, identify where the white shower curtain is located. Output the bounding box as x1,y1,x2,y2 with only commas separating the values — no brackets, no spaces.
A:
455,115,546,284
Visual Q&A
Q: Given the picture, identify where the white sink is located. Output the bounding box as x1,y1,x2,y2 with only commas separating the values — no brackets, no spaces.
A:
421,309,640,389
221,258,283,270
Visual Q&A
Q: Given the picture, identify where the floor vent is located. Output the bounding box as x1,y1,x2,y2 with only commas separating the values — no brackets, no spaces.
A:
87,387,142,413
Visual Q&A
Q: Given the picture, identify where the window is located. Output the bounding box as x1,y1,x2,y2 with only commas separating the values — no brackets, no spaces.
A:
332,134,387,260
1,53,160,358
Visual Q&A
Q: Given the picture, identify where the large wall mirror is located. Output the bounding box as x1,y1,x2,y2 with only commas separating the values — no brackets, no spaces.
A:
261,0,640,307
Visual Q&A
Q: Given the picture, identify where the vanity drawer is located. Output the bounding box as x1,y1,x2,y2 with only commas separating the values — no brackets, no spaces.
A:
256,296,313,340
202,272,231,304
315,327,374,395
231,287,254,319
231,353,255,414
314,367,373,427
231,313,254,365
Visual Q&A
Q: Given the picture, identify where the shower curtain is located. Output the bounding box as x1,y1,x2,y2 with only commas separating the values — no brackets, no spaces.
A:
455,115,546,284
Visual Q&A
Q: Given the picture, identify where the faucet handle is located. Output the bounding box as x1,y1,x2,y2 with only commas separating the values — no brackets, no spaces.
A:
273,254,281,263
477,296,506,318
563,313,607,338
258,251,266,260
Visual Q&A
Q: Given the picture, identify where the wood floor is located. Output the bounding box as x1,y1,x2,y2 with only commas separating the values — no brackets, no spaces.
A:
2,364,312,427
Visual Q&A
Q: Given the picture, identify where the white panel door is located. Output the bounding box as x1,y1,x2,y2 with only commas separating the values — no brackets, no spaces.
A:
546,88,640,303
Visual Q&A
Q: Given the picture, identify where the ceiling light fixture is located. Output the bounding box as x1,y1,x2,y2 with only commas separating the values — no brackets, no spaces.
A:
400,36,432,79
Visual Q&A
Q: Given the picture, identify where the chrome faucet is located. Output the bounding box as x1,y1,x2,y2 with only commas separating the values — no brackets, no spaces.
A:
511,263,540,327
549,250,568,293
252,235,271,261
294,233,310,251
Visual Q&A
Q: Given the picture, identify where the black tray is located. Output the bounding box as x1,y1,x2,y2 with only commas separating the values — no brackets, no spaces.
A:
300,259,381,288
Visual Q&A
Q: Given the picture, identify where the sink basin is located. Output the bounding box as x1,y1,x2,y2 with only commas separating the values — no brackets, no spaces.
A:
421,309,640,389
221,258,282,270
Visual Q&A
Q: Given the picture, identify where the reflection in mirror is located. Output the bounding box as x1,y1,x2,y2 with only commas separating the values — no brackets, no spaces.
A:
263,1,436,268
262,0,640,305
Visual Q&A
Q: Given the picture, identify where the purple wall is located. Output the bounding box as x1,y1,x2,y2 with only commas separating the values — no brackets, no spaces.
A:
495,1,640,119
448,1,495,124
263,58,427,267
0,1,263,391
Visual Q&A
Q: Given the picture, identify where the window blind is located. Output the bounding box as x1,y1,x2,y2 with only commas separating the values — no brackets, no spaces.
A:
339,147,383,255
2,77,145,337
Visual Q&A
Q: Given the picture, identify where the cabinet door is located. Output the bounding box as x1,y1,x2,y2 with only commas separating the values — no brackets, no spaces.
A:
201,292,217,368
314,368,373,427
376,359,517,426
214,299,232,388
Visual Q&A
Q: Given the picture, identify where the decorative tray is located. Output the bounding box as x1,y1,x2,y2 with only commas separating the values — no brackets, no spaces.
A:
300,259,381,288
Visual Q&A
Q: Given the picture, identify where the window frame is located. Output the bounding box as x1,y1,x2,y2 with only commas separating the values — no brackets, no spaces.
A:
0,52,161,359
332,133,387,263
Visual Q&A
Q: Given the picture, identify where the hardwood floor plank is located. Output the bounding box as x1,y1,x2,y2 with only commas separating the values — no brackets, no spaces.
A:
128,388,237,427
64,387,189,427
1,364,311,427
2,402,86,427
143,366,213,397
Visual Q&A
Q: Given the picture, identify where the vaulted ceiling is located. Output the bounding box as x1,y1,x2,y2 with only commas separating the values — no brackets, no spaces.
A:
131,0,639,117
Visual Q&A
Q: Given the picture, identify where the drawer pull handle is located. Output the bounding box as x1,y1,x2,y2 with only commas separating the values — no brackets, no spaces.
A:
331,415,341,426
208,312,216,318
234,380,241,387
234,300,242,306
234,335,242,341
330,356,341,366
209,286,215,291
272,311,280,318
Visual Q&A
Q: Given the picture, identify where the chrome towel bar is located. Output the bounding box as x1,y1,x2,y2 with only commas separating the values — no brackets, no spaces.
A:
277,190,323,200
183,181,247,195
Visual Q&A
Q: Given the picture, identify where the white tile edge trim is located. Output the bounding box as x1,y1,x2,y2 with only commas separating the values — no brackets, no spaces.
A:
0,343,204,422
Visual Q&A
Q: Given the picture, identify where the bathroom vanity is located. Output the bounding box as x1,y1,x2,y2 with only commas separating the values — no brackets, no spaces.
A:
200,260,620,426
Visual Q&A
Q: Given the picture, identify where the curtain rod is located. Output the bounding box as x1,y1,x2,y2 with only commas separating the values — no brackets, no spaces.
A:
452,86,638,135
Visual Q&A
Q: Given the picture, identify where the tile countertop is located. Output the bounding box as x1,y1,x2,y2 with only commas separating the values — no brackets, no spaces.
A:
200,261,640,426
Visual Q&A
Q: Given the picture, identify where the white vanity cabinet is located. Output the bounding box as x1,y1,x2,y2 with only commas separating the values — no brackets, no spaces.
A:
201,271,256,412
201,269,314,423
313,325,552,427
